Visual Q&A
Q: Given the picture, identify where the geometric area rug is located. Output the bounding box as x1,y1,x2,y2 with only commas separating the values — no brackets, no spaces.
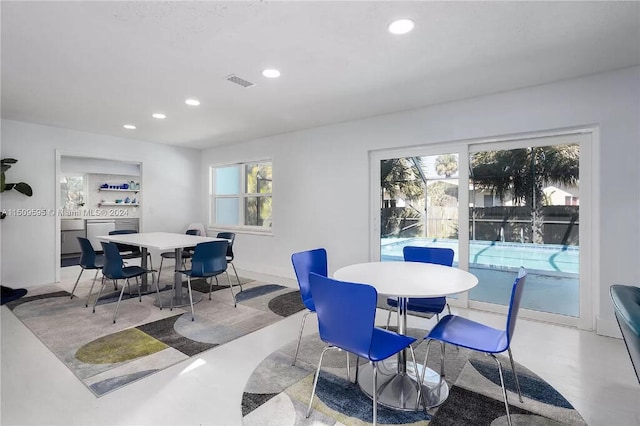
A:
5,278,304,397
242,329,587,426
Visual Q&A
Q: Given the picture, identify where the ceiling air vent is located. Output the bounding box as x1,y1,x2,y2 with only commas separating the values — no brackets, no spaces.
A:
226,74,255,88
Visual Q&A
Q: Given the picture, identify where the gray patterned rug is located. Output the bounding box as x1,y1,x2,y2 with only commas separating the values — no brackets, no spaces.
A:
6,277,304,397
242,330,587,425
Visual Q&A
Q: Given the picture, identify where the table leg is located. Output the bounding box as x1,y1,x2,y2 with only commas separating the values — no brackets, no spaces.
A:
356,296,449,410
154,247,202,308
124,247,156,294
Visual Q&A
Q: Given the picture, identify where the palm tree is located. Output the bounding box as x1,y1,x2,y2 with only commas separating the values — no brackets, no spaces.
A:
435,154,459,177
380,158,424,202
470,144,579,244
380,158,425,236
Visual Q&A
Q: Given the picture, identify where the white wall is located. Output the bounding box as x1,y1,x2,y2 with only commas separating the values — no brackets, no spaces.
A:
200,66,640,329
1,120,202,287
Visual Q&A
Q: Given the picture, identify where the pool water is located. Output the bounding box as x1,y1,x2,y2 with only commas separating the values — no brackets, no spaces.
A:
381,238,579,317
381,238,579,275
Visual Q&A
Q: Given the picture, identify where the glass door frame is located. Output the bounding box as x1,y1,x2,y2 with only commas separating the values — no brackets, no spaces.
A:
369,128,598,331
370,141,471,308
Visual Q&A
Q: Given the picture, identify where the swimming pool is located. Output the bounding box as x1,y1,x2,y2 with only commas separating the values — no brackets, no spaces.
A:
381,238,579,275
381,238,579,317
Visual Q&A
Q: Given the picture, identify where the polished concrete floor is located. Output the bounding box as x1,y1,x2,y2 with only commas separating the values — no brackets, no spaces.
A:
1,266,638,425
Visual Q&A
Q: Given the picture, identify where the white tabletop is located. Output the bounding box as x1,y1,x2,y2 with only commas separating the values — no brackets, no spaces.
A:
334,261,478,298
97,232,225,251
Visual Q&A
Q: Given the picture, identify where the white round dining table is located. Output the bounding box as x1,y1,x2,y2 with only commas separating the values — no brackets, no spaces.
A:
334,261,478,411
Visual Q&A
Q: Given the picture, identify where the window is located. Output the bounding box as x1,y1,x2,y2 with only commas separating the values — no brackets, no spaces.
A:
209,161,272,230
60,174,85,212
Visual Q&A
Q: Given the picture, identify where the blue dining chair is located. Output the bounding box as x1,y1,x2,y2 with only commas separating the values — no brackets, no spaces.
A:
306,272,419,426
158,229,200,283
290,248,327,366
70,237,104,306
177,240,237,321
94,242,162,324
108,229,154,275
386,246,454,329
217,232,242,291
418,267,528,426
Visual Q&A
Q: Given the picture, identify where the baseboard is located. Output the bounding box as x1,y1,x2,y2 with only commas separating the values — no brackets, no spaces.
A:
596,315,622,339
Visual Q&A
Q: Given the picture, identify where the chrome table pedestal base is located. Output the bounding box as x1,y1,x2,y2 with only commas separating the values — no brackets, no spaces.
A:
154,291,203,308
357,359,448,411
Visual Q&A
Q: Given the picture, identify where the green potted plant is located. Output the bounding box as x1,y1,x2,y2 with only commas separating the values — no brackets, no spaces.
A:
1,158,33,219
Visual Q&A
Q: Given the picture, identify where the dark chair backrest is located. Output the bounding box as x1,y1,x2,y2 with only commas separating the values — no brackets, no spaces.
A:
100,241,126,280
77,237,98,268
190,240,228,277
108,229,140,253
291,248,327,311
217,232,235,259
403,246,454,266
610,284,640,384
309,272,376,359
505,267,528,344
184,229,200,251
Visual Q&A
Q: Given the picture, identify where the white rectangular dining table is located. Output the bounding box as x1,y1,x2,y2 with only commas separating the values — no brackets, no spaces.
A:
334,261,478,411
98,232,226,307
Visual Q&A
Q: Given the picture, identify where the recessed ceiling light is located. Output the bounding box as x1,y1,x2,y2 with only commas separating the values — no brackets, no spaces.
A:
123,124,136,130
388,19,415,35
262,69,281,78
152,113,166,119
185,98,200,106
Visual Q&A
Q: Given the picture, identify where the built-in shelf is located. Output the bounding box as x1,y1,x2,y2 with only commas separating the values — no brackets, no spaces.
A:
99,188,139,192
99,202,140,206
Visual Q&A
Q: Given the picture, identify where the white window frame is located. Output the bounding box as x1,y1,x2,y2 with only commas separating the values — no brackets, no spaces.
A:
369,127,598,331
208,160,273,234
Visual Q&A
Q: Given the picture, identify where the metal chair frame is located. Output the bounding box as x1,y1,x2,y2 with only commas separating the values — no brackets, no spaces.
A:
175,240,237,321
290,248,327,366
418,267,528,426
93,241,162,323
70,237,104,306
306,272,420,426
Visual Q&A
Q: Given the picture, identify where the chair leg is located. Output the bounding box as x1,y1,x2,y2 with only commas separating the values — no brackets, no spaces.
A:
407,345,426,412
187,276,195,321
209,276,218,300
292,310,312,366
154,272,163,310
420,339,434,385
306,345,332,419
441,342,446,379
372,361,378,426
158,256,164,284
491,354,512,426
346,352,350,382
113,279,128,324
229,261,241,291
70,268,85,299
148,254,154,280
508,348,523,403
136,277,142,302
386,309,393,330
92,277,110,313
226,271,237,307
170,275,176,311
86,272,101,308
355,356,360,384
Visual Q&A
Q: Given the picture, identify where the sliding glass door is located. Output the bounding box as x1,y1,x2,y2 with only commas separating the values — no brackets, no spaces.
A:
371,132,592,328
468,137,580,318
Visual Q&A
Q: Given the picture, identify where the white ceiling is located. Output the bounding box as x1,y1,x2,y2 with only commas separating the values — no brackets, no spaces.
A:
2,1,639,149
